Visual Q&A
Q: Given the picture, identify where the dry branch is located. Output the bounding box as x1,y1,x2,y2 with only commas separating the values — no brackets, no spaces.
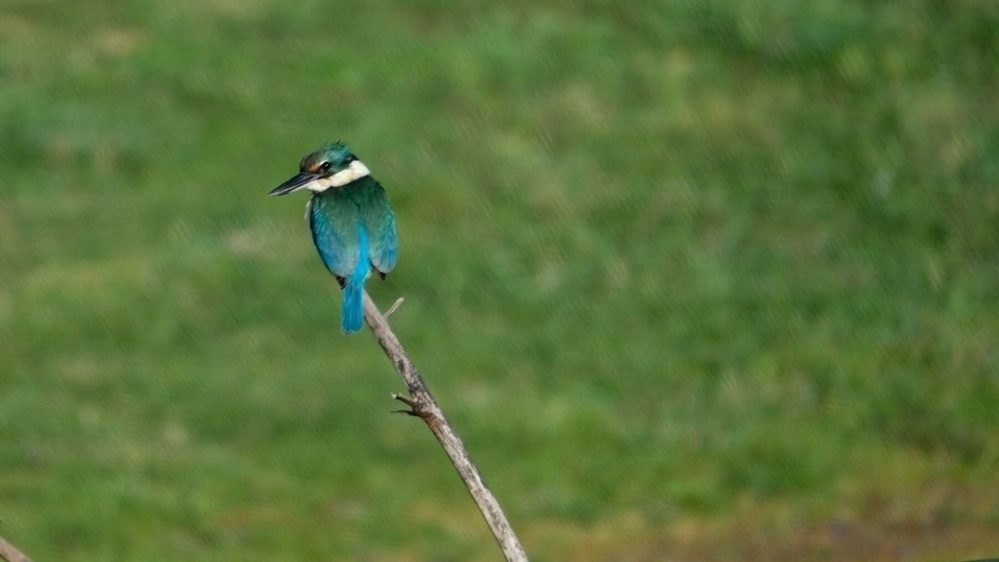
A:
0,534,31,562
362,293,528,562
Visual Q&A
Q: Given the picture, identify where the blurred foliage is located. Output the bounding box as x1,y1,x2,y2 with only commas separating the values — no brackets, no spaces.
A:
1,0,998,560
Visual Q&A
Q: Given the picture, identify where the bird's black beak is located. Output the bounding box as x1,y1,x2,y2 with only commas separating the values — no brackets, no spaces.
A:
268,172,318,196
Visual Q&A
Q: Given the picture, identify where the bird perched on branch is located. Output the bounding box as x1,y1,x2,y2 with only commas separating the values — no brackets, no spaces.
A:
269,142,398,333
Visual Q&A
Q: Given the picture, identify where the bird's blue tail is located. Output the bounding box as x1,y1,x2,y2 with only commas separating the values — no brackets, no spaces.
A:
341,227,370,334
341,277,364,334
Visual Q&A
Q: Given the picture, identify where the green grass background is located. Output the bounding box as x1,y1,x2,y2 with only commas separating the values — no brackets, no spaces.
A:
2,0,998,560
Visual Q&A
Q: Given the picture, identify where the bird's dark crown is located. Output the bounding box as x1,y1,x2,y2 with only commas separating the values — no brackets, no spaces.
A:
300,142,358,176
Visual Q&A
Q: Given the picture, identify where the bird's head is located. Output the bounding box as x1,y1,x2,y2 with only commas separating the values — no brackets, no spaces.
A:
269,142,371,196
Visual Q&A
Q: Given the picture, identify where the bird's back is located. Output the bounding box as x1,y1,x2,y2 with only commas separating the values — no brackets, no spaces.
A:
309,189,361,281
348,176,398,276
307,176,398,280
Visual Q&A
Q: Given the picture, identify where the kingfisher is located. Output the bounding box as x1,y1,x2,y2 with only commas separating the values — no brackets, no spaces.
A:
269,142,398,334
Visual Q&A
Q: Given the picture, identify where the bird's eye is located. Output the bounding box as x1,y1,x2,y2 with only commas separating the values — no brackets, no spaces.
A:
318,161,332,174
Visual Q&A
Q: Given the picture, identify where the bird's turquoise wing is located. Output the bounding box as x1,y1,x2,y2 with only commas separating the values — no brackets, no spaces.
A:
351,178,397,276
308,191,361,282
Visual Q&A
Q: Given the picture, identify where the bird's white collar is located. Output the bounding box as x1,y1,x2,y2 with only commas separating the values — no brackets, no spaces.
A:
306,160,371,193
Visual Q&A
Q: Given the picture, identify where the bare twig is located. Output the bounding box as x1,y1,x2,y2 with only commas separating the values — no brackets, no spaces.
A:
363,293,528,562
0,534,32,562
384,297,404,318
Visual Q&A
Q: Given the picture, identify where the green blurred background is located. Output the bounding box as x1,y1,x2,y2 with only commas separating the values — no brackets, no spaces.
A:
2,1,998,560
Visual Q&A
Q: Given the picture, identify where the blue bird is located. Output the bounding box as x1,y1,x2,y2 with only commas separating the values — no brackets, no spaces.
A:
269,142,398,334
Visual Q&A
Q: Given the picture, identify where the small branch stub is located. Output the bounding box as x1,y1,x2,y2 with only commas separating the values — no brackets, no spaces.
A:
391,392,420,417
384,297,404,318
